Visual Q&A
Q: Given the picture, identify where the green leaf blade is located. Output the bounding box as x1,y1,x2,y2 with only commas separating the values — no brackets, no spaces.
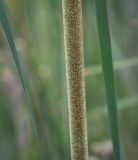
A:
95,0,121,159
0,1,43,159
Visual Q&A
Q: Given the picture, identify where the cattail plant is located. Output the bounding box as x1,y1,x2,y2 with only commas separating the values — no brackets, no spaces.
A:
0,1,43,160
62,0,88,159
95,0,121,160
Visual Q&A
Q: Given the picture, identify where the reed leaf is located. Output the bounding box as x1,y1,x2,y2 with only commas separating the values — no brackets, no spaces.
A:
0,1,43,159
95,0,121,159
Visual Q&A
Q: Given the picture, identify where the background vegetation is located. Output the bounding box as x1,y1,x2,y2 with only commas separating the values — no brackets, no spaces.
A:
0,0,138,159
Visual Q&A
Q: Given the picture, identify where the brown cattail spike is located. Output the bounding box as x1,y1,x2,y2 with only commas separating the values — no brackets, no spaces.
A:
62,0,88,159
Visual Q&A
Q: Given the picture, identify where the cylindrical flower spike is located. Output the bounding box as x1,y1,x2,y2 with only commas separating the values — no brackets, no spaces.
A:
62,0,88,159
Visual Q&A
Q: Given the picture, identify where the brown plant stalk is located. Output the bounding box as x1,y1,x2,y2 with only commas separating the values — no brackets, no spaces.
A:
62,0,88,159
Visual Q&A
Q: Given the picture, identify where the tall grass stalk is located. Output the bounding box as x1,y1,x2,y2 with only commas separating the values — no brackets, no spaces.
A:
62,0,88,159
95,0,121,159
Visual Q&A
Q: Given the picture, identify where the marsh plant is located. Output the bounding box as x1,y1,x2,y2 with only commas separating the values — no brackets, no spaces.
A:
62,0,88,159
0,0,134,160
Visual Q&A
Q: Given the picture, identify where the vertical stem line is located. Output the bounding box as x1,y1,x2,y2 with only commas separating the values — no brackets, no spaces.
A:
62,0,88,159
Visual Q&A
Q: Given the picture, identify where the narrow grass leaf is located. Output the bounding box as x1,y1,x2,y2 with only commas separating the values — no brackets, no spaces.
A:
0,1,43,159
95,0,121,159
